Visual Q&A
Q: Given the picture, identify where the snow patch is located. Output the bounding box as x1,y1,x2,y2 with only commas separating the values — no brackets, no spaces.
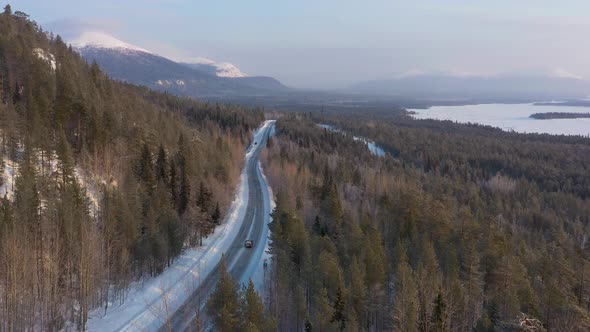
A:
0,159,17,200
33,48,56,70
183,57,216,65
75,168,105,218
179,57,248,78
70,31,151,54
0,151,103,215
215,62,247,78
155,79,185,87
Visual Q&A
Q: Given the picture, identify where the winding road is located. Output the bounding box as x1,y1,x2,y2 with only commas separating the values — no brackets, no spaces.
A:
160,121,274,331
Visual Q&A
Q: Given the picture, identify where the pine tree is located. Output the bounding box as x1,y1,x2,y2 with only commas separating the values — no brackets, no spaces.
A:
242,279,268,330
177,142,190,214
431,292,448,332
169,159,178,207
196,181,211,213
331,287,347,331
207,256,241,331
349,257,367,327
56,128,75,185
313,287,337,331
155,144,168,183
392,246,418,332
212,202,221,225
137,143,155,189
178,167,189,215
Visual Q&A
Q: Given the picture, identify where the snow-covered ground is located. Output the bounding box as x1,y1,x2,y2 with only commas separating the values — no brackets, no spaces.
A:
0,156,100,210
318,124,386,157
33,48,56,70
86,120,275,332
410,103,590,136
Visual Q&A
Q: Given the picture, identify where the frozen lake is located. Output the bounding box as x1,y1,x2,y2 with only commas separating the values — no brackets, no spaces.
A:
409,103,590,136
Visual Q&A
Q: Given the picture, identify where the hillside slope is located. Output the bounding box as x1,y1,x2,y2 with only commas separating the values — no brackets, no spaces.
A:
0,7,263,331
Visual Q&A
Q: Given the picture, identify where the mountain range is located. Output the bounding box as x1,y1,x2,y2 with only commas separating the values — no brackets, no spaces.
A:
66,32,590,103
348,74,590,102
70,32,288,98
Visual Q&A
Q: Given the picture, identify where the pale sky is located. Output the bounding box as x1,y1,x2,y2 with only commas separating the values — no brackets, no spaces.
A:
10,0,590,88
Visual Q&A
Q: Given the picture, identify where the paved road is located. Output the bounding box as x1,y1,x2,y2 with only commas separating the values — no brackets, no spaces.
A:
161,122,273,331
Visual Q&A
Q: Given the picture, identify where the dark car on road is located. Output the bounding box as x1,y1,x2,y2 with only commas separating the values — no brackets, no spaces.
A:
244,240,254,248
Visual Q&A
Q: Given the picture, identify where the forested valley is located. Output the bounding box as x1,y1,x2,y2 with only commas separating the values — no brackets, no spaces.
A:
2,4,590,332
260,111,590,331
0,8,264,330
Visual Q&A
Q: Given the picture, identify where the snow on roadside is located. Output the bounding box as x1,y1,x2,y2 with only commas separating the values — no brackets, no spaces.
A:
239,121,276,288
248,160,275,294
86,120,275,332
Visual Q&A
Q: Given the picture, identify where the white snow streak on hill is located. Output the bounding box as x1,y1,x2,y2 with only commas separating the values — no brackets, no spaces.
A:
215,62,247,78
33,48,56,70
178,57,248,78
68,31,248,78
70,31,151,53
86,120,275,332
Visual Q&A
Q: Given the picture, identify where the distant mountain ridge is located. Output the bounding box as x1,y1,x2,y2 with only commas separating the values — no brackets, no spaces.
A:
348,74,590,101
69,32,288,97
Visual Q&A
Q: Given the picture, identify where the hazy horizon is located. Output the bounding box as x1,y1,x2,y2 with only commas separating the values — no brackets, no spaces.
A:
13,0,590,89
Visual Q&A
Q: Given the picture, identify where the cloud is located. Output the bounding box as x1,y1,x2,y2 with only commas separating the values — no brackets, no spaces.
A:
552,68,584,80
43,17,126,40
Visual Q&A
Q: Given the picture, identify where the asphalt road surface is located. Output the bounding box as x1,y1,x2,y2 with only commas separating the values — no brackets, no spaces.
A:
161,123,273,331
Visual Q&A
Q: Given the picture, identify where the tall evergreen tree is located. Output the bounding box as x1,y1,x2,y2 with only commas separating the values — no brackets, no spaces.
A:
207,256,241,331
431,292,448,332
331,287,347,331
212,202,221,225
178,165,189,215
137,142,155,190
242,279,269,330
155,144,168,183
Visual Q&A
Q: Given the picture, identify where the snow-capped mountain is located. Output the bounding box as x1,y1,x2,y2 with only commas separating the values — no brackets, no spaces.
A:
179,57,247,78
67,31,287,97
70,31,151,54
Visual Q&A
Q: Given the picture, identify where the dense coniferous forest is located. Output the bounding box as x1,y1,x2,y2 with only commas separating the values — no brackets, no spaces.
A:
3,5,590,332
261,112,590,331
529,112,590,119
0,7,263,330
